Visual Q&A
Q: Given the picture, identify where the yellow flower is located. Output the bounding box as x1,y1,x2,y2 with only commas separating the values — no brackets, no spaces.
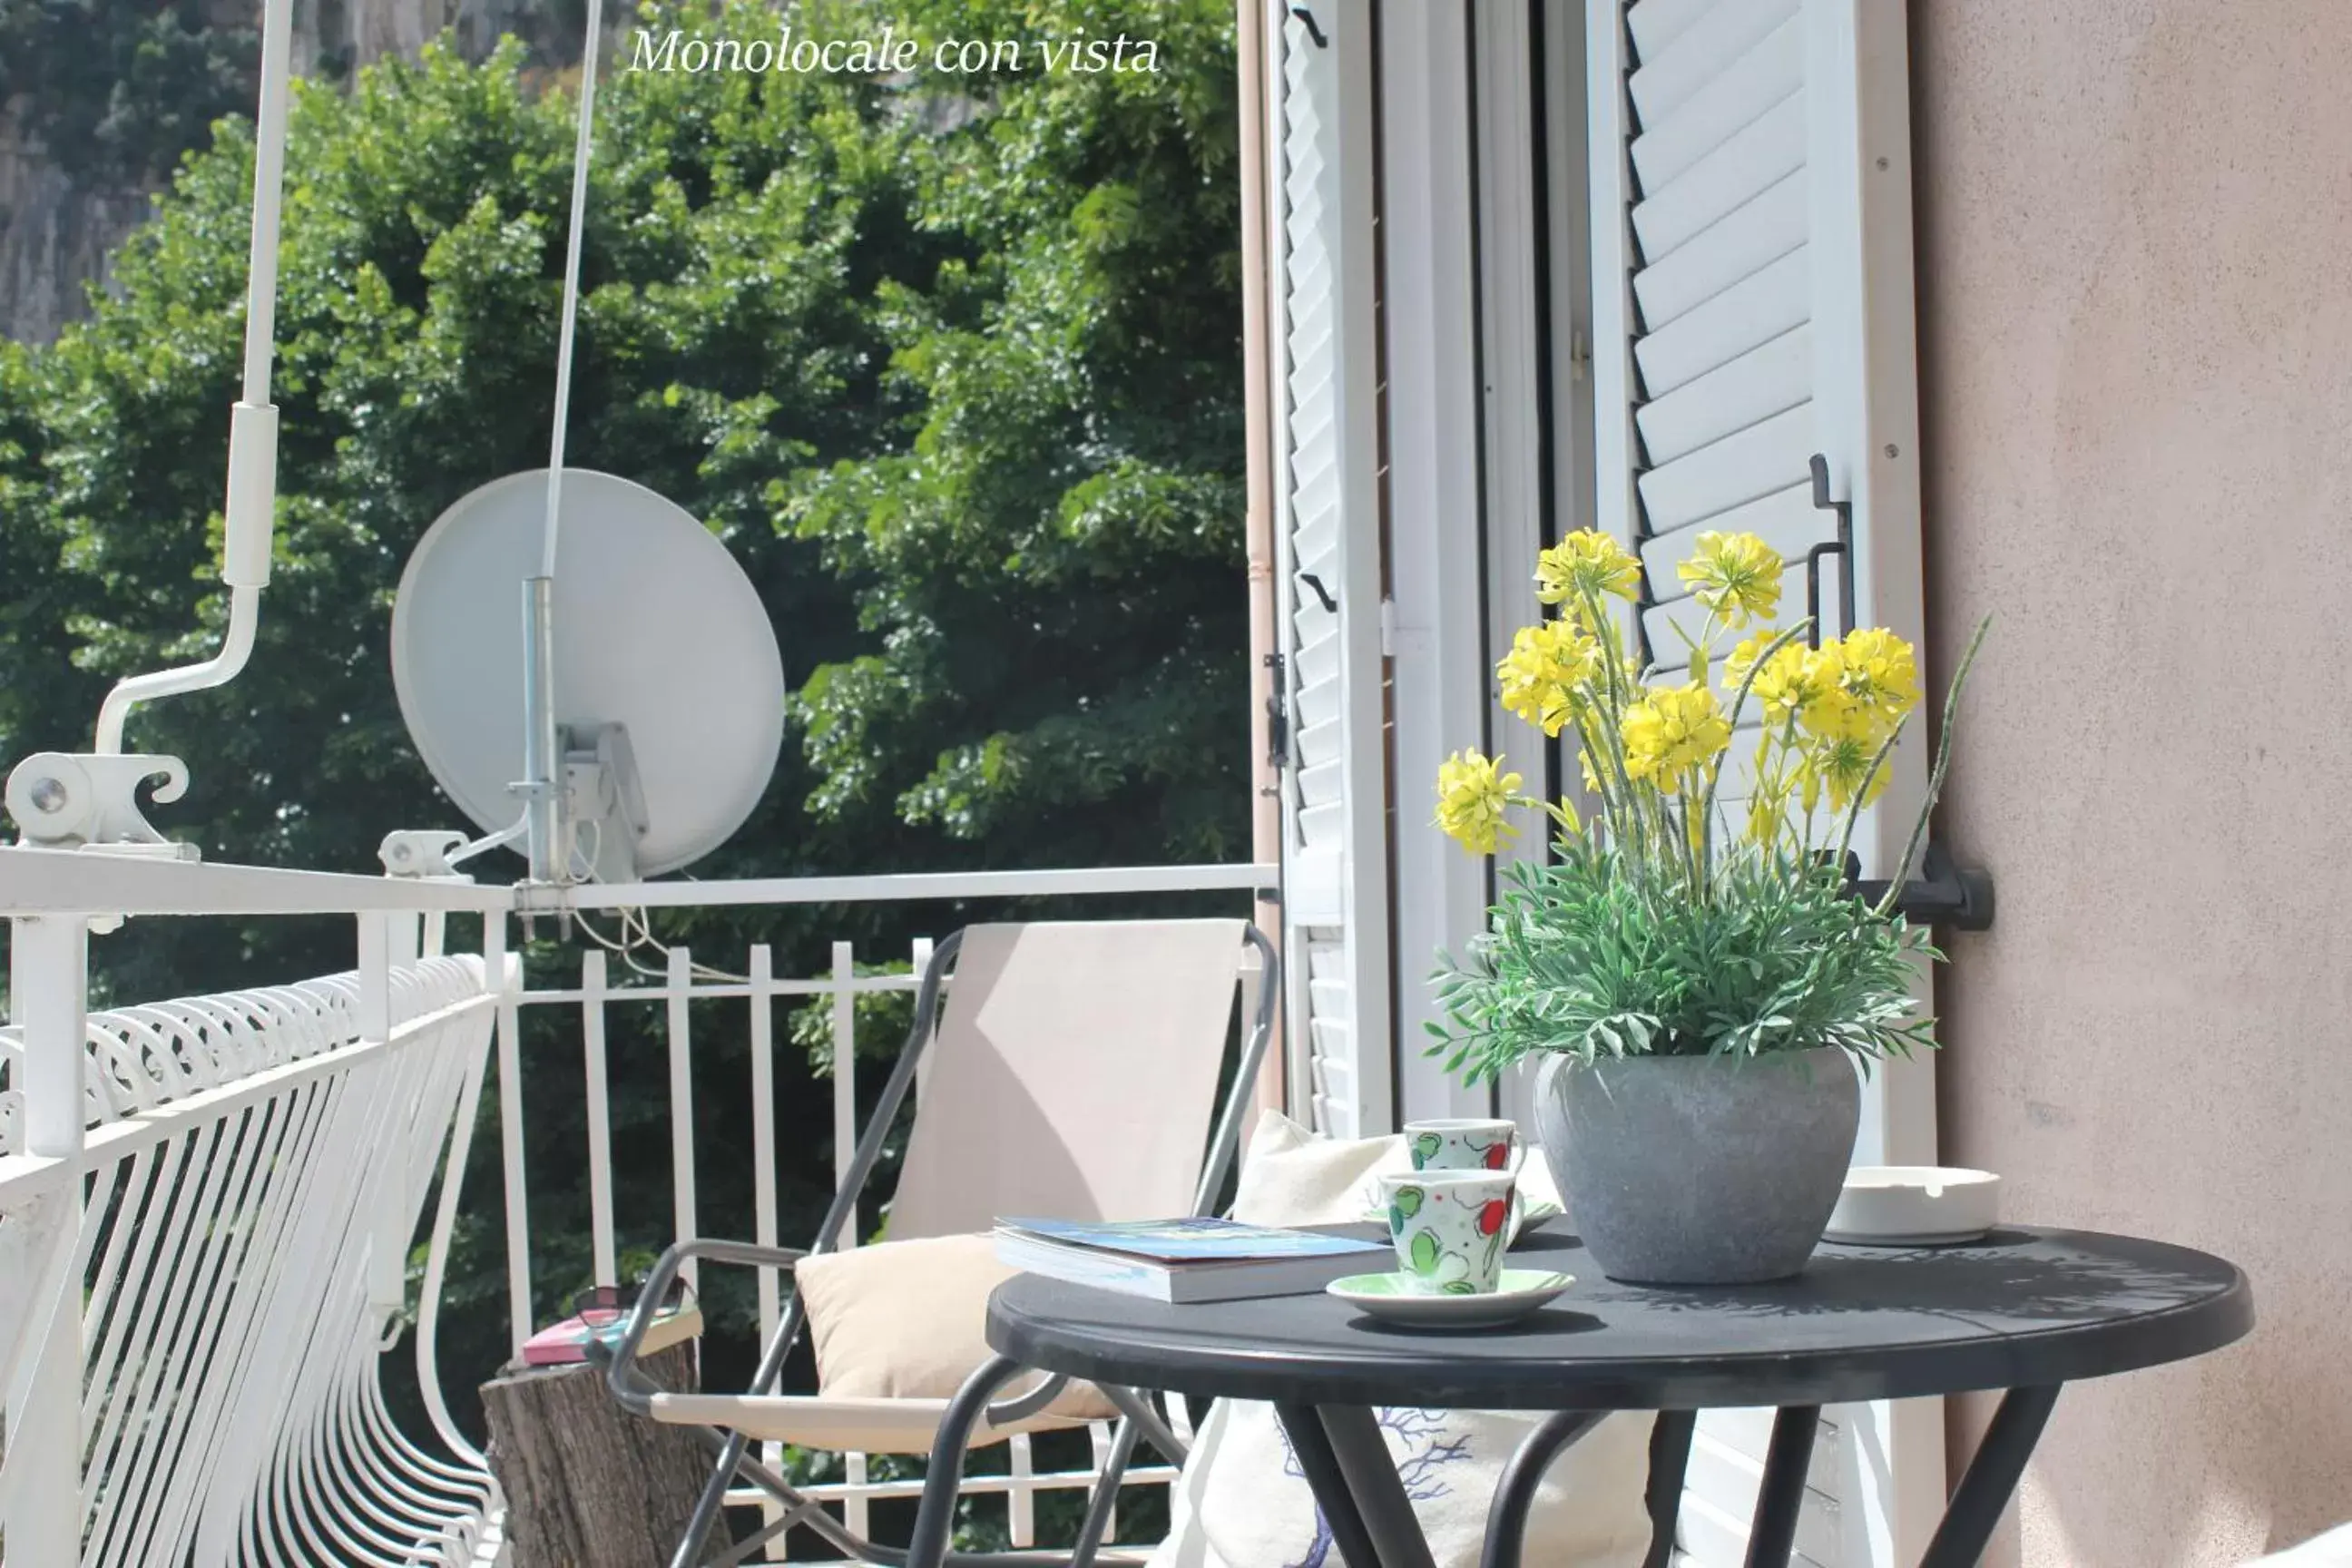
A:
1621,682,1732,796
1677,531,1783,628
1496,620,1602,738
1435,750,1522,856
1721,632,1771,693
1751,643,1838,730
1534,531,1642,610
1808,734,1892,814
1826,628,1921,743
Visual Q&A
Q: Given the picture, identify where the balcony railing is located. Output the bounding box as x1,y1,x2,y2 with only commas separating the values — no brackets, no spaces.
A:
0,848,1276,1565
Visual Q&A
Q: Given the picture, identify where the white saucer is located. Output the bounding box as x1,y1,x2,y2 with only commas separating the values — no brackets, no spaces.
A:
1326,1269,1574,1328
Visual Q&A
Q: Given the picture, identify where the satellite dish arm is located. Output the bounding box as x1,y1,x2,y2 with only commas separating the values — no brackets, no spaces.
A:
93,0,292,754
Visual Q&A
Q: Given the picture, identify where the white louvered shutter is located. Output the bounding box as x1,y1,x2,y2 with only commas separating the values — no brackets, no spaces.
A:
1270,2,1392,1141
1586,1,1941,1564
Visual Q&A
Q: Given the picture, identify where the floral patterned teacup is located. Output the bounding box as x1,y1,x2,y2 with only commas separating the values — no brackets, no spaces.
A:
1377,1170,1517,1295
1403,1118,1524,1174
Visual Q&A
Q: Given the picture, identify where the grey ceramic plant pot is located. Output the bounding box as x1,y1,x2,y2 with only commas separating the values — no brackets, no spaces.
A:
1534,1046,1860,1285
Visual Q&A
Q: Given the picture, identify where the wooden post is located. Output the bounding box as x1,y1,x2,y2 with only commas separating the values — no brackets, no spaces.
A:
480,1343,732,1565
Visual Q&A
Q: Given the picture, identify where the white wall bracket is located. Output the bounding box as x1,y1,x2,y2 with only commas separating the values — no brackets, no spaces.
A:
5,751,198,861
378,830,473,880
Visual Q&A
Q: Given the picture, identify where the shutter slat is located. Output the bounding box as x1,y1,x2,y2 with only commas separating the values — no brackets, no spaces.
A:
1296,679,1340,736
1639,481,1832,598
1631,15,1804,194
1638,325,1810,466
1634,170,1808,332
1623,0,1719,62
1295,713,1339,769
1289,848,1342,926
1677,1494,1835,1568
1636,245,1809,399
1628,0,1800,131
1640,403,1814,535
1292,498,1339,572
1681,1408,1845,1566
1308,987,1350,1034
1632,92,1807,264
1298,798,1343,838
1294,612,1340,681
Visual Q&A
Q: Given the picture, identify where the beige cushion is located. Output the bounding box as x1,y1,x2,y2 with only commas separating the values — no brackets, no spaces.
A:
794,1233,1118,1423
1230,1108,1400,1225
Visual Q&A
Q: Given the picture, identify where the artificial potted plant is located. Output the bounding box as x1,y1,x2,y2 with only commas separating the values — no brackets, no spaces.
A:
1428,529,1984,1284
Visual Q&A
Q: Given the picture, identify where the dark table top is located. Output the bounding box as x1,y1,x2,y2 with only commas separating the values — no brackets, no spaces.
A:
986,1222,2252,1410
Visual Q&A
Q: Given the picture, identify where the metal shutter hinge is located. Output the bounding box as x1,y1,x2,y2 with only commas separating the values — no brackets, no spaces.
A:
1263,652,1290,775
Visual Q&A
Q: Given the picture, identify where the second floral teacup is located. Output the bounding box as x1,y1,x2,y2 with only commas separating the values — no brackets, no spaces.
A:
1403,1117,1523,1174
1377,1170,1516,1295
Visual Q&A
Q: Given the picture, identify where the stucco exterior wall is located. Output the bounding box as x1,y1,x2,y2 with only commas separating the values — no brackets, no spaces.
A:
1909,3,2352,1563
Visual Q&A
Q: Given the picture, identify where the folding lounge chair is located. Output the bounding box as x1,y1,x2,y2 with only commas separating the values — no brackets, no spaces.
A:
603,918,1279,1568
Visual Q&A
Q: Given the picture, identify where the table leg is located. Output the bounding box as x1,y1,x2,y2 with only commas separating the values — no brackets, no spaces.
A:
1273,1404,1441,1568
1644,1410,1696,1568
1918,1385,2062,1568
1477,1410,1603,1568
1743,1406,1821,1568
906,1354,1024,1568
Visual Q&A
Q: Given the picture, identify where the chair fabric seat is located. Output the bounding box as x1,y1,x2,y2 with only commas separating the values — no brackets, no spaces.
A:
642,1390,1095,1454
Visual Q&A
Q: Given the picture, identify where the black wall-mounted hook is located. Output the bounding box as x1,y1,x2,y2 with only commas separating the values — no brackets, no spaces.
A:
1805,453,1856,649
1289,5,1329,48
1298,573,1338,613
1841,843,1996,932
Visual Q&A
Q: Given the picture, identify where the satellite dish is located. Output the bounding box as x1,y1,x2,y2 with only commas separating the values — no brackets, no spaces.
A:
391,468,784,880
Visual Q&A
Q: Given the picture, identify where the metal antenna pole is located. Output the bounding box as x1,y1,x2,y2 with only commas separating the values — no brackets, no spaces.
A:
517,0,606,900
520,578,562,887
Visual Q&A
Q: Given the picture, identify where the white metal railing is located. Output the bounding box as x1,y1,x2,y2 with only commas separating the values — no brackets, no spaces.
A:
0,921,500,1565
0,848,1276,1564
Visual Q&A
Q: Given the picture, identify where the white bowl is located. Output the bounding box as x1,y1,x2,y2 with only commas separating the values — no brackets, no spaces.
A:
1824,1165,2001,1245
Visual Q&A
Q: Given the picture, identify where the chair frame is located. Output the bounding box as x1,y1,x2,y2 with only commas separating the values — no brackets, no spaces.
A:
603,921,1281,1568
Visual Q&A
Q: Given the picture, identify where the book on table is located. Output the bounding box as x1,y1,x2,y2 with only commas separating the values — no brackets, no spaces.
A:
521,1300,702,1367
993,1216,1388,1303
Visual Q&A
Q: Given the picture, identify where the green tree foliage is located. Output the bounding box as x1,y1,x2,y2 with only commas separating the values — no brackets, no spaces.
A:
0,0,259,185
791,0,1249,862
0,0,1248,1509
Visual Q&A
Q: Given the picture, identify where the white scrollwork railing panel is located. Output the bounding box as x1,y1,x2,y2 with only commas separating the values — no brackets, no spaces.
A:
0,953,497,1567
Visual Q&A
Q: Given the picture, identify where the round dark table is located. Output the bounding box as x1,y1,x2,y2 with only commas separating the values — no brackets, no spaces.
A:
906,1222,2250,1568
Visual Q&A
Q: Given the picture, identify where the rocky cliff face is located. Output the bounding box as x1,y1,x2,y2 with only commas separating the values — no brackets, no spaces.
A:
0,134,151,345
0,0,574,344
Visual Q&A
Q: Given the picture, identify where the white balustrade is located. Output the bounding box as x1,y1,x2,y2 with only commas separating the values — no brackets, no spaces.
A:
0,848,1272,1563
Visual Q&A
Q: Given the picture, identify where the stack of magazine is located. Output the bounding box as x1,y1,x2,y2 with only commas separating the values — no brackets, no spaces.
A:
993,1216,1387,1303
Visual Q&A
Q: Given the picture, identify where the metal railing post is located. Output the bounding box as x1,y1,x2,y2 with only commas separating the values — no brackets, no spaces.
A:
5,913,89,1560
360,912,410,1319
